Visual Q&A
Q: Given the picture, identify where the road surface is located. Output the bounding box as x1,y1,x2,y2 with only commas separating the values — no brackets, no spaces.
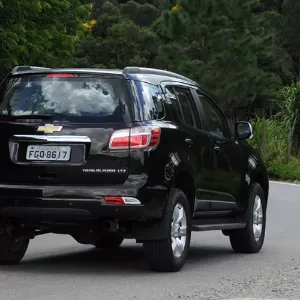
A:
0,182,299,300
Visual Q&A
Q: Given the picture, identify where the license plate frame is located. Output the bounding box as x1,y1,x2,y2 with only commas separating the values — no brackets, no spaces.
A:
26,145,71,161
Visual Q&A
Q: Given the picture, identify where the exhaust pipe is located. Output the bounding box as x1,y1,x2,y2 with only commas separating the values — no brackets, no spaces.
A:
103,220,119,232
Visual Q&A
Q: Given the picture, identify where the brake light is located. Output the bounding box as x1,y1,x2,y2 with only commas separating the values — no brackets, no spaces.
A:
104,196,141,205
104,196,125,205
46,73,74,78
108,126,161,150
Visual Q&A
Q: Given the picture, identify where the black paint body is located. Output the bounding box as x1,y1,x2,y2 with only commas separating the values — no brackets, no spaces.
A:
0,68,269,232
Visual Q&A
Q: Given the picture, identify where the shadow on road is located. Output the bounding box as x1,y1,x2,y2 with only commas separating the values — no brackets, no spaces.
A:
0,244,234,275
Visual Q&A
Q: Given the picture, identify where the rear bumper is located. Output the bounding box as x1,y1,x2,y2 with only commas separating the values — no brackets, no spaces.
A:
0,183,168,221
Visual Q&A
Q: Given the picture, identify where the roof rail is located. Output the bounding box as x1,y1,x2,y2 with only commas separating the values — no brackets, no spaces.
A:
12,66,51,73
123,67,198,86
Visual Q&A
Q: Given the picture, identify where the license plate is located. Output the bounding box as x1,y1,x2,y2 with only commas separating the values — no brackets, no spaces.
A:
26,145,71,161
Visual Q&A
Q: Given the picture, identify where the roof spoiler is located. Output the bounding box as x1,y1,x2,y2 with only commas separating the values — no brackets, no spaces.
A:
12,66,51,73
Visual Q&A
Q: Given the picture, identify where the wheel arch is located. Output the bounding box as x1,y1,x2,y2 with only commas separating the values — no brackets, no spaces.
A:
253,170,269,205
173,170,196,215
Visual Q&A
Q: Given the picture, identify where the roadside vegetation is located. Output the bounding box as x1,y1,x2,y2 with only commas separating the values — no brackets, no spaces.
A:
250,82,300,181
1,0,300,180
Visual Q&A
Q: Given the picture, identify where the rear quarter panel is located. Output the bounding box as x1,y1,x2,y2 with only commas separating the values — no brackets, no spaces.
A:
130,120,199,211
237,140,269,211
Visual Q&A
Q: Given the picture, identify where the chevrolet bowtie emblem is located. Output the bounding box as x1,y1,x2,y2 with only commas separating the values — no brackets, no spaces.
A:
37,124,63,134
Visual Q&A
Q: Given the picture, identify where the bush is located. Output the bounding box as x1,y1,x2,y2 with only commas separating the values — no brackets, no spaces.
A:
249,115,288,167
268,158,300,181
249,115,300,181
248,83,300,181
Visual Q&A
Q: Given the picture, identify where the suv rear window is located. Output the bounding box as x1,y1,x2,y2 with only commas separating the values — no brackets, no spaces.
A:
0,75,132,123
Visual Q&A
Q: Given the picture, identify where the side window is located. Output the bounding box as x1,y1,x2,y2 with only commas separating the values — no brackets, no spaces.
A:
165,86,201,128
165,86,182,119
173,87,194,127
133,81,165,121
198,93,230,138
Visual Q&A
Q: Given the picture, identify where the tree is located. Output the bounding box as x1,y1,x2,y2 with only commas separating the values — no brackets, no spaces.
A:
256,0,284,12
156,0,283,118
120,1,159,27
0,0,89,80
281,0,300,80
257,0,300,82
71,0,160,69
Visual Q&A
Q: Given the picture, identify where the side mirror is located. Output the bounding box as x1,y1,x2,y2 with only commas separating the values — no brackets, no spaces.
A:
235,121,253,140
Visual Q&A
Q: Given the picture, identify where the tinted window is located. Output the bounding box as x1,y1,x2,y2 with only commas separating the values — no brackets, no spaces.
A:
173,87,194,127
165,86,182,118
132,81,165,121
0,76,131,123
189,98,201,129
174,87,201,128
198,93,229,138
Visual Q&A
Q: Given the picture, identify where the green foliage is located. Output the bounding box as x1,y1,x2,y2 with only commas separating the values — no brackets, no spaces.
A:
276,82,300,151
268,158,300,181
281,0,300,80
71,0,159,69
259,0,300,82
156,0,282,112
0,0,89,80
249,115,288,165
250,83,300,181
249,114,300,181
120,1,159,27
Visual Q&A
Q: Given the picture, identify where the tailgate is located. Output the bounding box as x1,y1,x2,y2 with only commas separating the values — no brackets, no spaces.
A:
0,73,133,186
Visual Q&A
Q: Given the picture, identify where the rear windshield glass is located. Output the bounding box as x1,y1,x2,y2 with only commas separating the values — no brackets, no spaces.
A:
0,76,132,123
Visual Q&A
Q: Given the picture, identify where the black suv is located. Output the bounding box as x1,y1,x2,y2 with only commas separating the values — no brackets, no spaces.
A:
0,66,269,272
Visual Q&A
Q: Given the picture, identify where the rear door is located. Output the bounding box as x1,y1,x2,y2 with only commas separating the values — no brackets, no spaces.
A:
193,90,243,210
0,73,133,186
161,83,217,211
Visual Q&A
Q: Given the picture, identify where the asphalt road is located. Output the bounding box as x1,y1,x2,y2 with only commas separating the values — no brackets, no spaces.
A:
0,182,299,300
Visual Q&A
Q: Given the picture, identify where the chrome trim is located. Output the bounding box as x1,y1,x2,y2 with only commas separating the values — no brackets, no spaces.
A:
10,135,91,143
248,122,254,139
9,142,19,162
9,135,91,166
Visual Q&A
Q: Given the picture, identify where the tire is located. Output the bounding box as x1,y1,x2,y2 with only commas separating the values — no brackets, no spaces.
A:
229,182,266,253
94,233,124,250
0,232,29,265
143,188,191,272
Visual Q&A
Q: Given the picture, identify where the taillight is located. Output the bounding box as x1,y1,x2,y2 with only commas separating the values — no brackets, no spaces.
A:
104,196,125,205
104,196,141,205
108,126,161,150
46,73,74,78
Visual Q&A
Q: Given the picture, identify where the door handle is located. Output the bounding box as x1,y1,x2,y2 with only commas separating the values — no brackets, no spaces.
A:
185,138,193,146
213,146,221,154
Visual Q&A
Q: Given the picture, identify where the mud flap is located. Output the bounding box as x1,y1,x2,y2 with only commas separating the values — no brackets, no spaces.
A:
132,217,169,241
132,188,182,241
